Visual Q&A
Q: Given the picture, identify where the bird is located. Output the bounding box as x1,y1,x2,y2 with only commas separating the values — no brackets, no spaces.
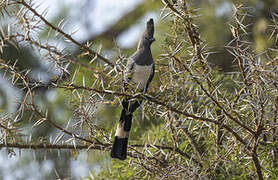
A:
111,18,155,160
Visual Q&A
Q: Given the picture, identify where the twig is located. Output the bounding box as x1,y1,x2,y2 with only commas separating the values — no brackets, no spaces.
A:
171,55,254,135
0,143,96,150
17,0,116,69
181,127,203,163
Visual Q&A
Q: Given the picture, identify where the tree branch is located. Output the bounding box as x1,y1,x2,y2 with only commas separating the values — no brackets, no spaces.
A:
17,0,116,69
51,83,250,150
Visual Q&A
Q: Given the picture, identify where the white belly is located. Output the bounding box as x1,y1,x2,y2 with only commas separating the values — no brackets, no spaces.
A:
131,64,153,91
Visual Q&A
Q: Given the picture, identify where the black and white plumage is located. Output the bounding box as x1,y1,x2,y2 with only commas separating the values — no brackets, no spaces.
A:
111,19,155,160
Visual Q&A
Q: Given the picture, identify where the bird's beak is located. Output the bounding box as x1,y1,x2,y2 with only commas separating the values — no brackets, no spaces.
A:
150,38,155,42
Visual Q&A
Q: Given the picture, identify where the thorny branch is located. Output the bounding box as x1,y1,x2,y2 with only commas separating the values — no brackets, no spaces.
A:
162,1,277,179
15,0,116,69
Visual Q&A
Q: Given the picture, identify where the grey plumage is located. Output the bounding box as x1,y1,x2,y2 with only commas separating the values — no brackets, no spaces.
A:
111,18,155,160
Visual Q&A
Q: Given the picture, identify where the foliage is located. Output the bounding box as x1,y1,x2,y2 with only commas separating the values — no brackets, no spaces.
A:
0,0,278,179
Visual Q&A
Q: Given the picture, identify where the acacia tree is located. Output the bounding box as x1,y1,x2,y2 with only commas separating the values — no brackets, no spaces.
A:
0,0,277,179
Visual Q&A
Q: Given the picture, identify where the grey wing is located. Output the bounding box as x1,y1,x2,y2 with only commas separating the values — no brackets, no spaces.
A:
123,58,135,89
143,63,155,94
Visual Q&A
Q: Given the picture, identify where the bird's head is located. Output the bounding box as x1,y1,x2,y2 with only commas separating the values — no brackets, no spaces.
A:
138,18,155,49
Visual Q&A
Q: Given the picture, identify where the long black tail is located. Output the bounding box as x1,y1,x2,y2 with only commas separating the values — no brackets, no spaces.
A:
111,99,142,160
111,109,132,160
